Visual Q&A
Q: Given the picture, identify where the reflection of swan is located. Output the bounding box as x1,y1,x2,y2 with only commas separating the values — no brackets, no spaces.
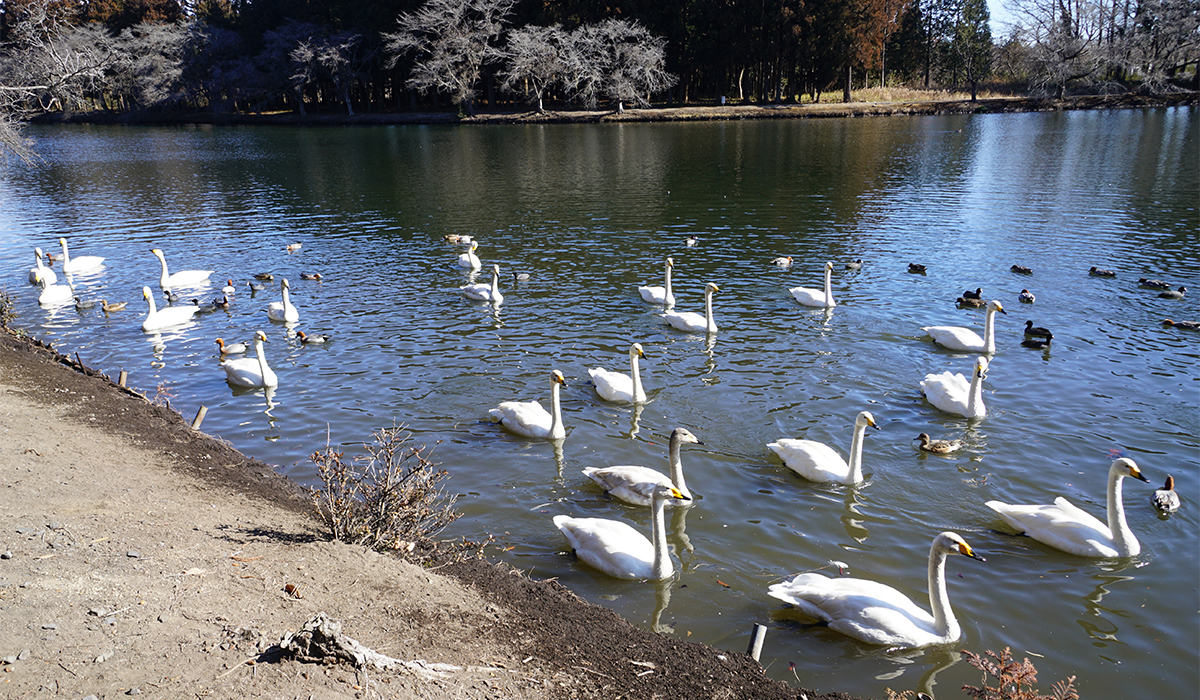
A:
768,410,878,485
458,241,481,270
141,286,198,331
1153,476,1180,513
267,278,299,323
582,427,703,506
222,331,278,387
923,300,1006,354
553,482,689,580
638,257,675,307
489,370,567,439
461,264,503,304
29,248,57,285
59,237,105,274
151,248,212,290
651,580,673,633
986,457,1150,557
36,276,74,306
767,531,985,647
589,343,647,403
920,356,989,418
790,261,836,308
664,282,718,333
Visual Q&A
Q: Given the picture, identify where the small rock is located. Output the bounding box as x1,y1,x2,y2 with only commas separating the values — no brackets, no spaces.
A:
82,695,99,700
17,649,30,661
94,651,114,663
126,550,140,558
47,521,63,530
41,623,58,630
1,550,12,559
89,608,108,617
126,689,143,696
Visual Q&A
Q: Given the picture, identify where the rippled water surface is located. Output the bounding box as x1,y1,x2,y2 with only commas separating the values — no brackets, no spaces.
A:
2,109,1197,699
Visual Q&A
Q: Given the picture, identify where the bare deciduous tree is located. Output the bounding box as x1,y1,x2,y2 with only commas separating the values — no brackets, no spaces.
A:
291,30,372,116
498,23,572,112
570,19,676,113
382,0,516,116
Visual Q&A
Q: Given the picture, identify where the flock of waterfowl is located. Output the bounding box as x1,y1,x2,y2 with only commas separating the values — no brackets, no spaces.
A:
24,234,1190,652
448,236,1189,650
28,238,324,390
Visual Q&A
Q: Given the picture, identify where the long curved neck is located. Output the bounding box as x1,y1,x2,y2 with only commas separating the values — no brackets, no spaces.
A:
664,262,672,298
650,495,673,579
146,295,158,315
157,255,170,285
967,368,985,416
667,435,690,498
60,242,71,265
282,286,291,307
927,544,958,641
548,380,564,439
704,289,716,332
846,422,867,483
982,307,997,353
823,266,833,306
490,270,500,295
1107,471,1139,556
630,351,645,403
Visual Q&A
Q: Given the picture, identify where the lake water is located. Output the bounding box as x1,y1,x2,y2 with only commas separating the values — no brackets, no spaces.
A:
1,109,1196,699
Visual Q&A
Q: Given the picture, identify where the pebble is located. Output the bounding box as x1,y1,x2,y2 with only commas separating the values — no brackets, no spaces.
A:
94,650,114,663
42,622,58,630
1,550,12,559
126,689,143,696
126,550,140,558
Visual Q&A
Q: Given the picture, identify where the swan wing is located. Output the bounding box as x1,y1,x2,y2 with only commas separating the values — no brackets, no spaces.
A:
588,367,634,402
489,400,552,438
664,311,706,332
638,285,671,305
461,283,491,300
923,326,984,352
222,358,262,386
553,515,653,580
65,256,105,273
582,466,675,506
143,305,198,331
767,439,851,484
769,574,938,647
920,371,970,415
986,498,1116,557
166,270,214,289
789,286,831,307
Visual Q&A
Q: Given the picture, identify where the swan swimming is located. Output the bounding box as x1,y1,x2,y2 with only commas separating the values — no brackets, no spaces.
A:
920,356,990,418
986,457,1150,557
458,241,482,270
768,410,878,485
553,482,689,580
582,427,703,506
489,370,568,440
922,300,1007,354
588,343,647,403
151,248,212,291
789,261,836,308
767,531,985,648
222,331,278,388
59,238,105,274
267,278,300,323
638,257,675,307
36,276,74,306
461,264,504,304
140,285,198,331
664,282,719,333
29,248,57,285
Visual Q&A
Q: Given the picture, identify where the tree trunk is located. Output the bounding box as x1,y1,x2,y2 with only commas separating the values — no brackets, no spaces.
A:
843,63,852,103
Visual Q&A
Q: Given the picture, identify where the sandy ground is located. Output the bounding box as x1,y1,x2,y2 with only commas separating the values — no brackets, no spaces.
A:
0,330,853,700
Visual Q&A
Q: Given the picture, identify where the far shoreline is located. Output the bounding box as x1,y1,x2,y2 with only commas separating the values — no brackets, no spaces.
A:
30,92,1198,129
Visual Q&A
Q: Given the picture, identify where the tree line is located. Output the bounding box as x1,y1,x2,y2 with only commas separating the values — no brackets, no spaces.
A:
1,0,1196,160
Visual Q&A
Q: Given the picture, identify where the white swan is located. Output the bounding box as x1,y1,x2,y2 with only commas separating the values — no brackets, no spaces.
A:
150,248,212,291
267,278,300,323
29,248,57,285
789,261,836,308
461,264,503,304
140,285,198,332
920,356,989,418
767,531,985,648
582,427,703,506
664,282,719,333
553,482,689,580
638,257,675,307
588,343,647,403
458,241,481,270
222,331,278,388
36,276,74,306
768,410,879,485
489,370,568,439
986,457,1150,558
58,237,105,274
922,300,1007,354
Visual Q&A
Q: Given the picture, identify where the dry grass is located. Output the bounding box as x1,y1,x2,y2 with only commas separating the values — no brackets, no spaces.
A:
809,86,1009,104
886,647,1078,700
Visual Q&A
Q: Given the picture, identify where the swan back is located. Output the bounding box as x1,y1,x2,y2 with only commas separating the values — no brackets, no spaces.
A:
768,410,877,484
638,257,675,307
222,331,278,387
554,483,687,580
663,282,719,333
141,285,198,331
489,370,568,439
789,261,836,308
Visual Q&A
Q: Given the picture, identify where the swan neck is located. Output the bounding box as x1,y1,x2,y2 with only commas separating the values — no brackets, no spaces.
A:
1107,471,1138,556
847,422,867,482
927,543,958,641
967,368,985,416
823,266,834,306
983,307,997,353
256,339,270,375
650,495,673,579
704,289,715,332
664,262,672,298
630,352,645,403
667,434,690,498
548,380,564,439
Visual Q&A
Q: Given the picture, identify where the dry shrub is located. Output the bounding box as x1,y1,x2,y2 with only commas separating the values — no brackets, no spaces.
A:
308,424,462,554
962,648,1078,700
0,287,15,328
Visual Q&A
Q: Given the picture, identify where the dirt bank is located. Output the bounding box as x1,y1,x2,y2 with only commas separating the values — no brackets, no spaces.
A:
31,92,1198,128
0,328,855,700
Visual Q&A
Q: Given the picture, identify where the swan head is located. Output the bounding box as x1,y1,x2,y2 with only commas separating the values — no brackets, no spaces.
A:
666,257,674,268
35,247,45,259
1111,457,1150,483
670,427,703,446
705,282,720,294
936,532,986,561
551,369,567,387
59,237,68,247
855,411,880,430
633,481,690,504
987,300,1007,314
630,343,646,359
824,261,833,270
974,356,990,379
254,330,269,344
469,241,479,251
492,264,501,276
142,286,153,300
150,248,165,259
281,278,290,290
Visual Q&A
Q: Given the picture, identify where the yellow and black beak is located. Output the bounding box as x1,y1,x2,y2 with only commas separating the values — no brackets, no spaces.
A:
959,542,986,562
